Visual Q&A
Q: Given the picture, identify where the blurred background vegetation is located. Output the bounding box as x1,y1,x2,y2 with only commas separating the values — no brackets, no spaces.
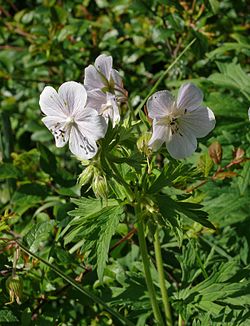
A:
0,0,250,325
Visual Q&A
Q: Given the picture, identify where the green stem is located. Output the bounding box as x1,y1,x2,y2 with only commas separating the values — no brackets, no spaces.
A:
12,246,19,277
135,38,196,115
178,314,182,326
154,229,173,326
136,206,164,325
16,240,135,326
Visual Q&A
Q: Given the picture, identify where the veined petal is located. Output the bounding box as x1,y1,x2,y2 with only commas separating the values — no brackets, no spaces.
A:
179,106,216,138
42,116,69,148
84,65,104,89
69,126,98,160
39,86,67,118
148,120,171,151
111,69,123,88
147,90,175,119
105,93,120,127
86,89,107,114
177,83,203,113
111,100,120,126
166,129,197,159
95,54,113,81
75,108,107,141
58,81,87,116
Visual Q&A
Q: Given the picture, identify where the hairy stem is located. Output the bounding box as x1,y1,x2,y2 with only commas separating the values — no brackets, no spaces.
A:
136,205,164,325
154,229,173,326
178,314,183,326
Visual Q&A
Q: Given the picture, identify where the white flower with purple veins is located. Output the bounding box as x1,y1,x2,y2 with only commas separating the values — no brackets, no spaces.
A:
39,81,106,160
147,83,216,159
84,54,127,127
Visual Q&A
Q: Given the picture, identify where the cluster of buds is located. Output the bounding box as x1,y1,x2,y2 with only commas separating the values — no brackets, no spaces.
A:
78,162,108,200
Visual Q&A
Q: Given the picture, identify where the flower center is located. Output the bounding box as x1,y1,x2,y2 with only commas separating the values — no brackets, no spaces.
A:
101,100,112,114
65,116,75,126
159,113,182,135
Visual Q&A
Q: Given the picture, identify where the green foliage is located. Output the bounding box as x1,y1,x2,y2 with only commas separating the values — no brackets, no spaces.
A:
175,260,250,323
62,198,124,281
0,163,21,180
0,0,250,325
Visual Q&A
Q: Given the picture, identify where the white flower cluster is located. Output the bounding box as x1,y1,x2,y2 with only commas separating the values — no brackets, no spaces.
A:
39,54,216,160
39,54,126,160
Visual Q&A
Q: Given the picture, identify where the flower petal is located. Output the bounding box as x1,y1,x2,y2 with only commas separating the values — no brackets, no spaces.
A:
86,89,107,113
147,90,175,119
111,69,123,88
84,65,104,89
39,86,67,118
179,106,216,138
105,93,120,127
166,130,197,159
177,83,203,113
42,116,69,147
75,107,107,141
148,120,171,151
95,54,113,81
69,126,98,160
58,81,87,116
248,107,250,120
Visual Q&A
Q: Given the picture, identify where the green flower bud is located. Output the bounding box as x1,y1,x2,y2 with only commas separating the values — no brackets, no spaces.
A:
6,274,23,305
137,132,152,155
78,165,95,187
92,175,108,200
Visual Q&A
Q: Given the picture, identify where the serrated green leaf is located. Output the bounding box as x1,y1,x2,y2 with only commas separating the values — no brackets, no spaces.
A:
209,63,250,100
148,162,197,194
197,152,213,177
0,163,21,179
0,310,19,322
25,220,55,252
97,205,124,281
238,161,250,195
157,195,215,230
62,199,124,281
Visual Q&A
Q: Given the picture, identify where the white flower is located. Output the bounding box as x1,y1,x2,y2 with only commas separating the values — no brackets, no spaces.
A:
39,81,106,160
84,54,127,126
147,83,216,159
248,107,250,120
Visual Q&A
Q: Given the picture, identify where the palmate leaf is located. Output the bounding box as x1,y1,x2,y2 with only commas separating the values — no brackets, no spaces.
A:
62,197,124,281
148,162,198,194
203,187,249,227
157,195,215,230
175,260,250,323
209,62,250,100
